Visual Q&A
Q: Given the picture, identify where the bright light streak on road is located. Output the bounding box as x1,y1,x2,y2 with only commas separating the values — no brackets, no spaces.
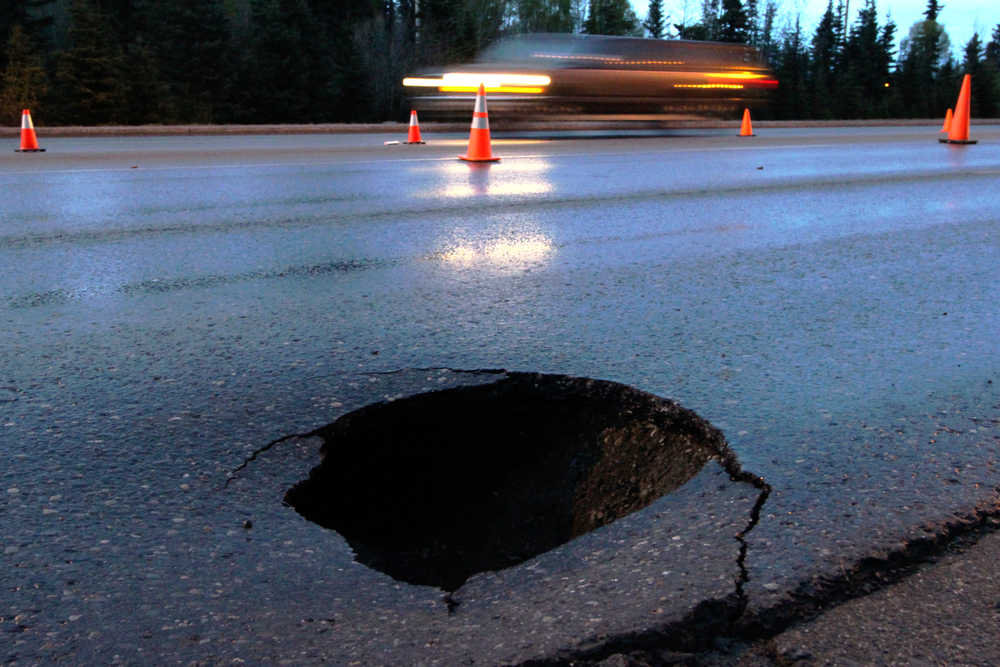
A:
431,158,554,198
438,233,554,269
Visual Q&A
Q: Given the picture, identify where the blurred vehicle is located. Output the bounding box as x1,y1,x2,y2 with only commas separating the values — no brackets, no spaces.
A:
402,33,777,121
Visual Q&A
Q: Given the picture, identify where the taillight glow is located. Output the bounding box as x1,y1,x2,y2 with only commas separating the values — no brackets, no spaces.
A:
705,71,770,80
674,83,745,89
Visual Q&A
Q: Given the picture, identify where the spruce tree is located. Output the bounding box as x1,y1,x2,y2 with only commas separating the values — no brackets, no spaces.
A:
675,23,710,40
146,0,232,123
643,0,666,39
0,24,48,121
833,0,847,49
936,56,960,115
237,0,320,122
415,0,501,64
309,1,380,122
962,33,997,117
584,0,637,36
759,1,778,60
350,1,421,121
877,14,897,116
698,0,720,40
0,4,28,72
923,0,943,22
120,35,168,124
897,3,951,117
982,26,1000,119
985,24,1000,67
962,32,982,70
717,0,747,43
841,0,894,118
773,17,808,118
1,0,57,61
516,0,575,33
51,0,127,124
879,15,898,75
810,1,839,118
745,0,759,45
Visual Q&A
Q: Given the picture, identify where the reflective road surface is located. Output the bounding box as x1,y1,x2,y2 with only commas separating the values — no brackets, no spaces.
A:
2,127,999,663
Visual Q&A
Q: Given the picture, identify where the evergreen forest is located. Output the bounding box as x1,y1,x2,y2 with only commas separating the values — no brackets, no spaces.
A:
1,0,997,125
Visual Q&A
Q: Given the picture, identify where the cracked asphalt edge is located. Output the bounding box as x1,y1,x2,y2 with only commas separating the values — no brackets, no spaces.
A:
522,488,1000,666
519,450,773,666
223,429,321,489
734,490,1000,640
222,367,508,488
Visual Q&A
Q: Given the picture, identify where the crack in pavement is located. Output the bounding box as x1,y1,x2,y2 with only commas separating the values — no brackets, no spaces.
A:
734,491,1000,642
223,367,509,488
519,459,774,666
733,473,773,622
530,491,1000,665
223,429,320,489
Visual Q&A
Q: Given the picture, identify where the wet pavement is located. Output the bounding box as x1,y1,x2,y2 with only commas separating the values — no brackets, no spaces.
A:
1,126,999,663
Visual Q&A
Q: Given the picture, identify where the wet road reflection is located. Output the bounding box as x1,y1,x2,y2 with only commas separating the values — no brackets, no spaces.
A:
1,128,999,664
430,158,553,198
438,232,554,270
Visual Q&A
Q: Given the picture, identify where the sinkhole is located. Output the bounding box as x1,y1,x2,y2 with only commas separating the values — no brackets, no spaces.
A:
284,372,731,591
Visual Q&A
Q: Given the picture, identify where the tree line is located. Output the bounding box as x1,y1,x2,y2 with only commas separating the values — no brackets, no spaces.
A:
765,0,999,119
1,0,997,125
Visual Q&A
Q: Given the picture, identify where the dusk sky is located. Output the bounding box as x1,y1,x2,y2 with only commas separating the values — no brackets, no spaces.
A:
641,0,996,57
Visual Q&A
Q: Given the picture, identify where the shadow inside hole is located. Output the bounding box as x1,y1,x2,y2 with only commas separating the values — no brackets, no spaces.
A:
284,373,728,591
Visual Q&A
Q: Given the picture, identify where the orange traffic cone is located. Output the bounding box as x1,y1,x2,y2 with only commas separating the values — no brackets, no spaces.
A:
940,108,953,134
459,84,499,163
404,109,425,144
739,108,754,137
15,109,45,152
940,74,976,145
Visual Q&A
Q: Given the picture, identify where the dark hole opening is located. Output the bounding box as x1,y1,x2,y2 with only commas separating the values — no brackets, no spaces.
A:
284,373,727,591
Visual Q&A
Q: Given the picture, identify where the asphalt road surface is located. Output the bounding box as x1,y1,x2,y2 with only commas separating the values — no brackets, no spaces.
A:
2,126,999,664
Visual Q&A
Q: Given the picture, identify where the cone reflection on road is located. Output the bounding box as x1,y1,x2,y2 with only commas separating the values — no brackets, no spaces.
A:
940,74,977,145
459,83,500,163
15,109,45,152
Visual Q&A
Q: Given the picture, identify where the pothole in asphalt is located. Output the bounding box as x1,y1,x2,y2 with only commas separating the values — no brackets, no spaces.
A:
284,372,732,591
